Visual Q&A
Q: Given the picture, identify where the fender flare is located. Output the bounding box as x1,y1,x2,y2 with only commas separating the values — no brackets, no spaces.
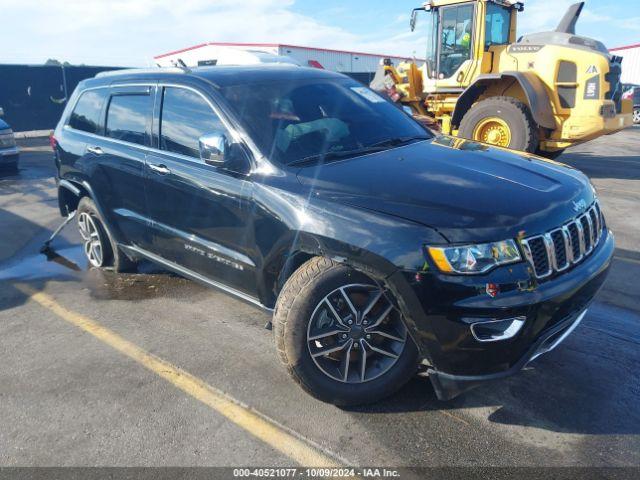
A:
57,176,127,245
451,71,556,130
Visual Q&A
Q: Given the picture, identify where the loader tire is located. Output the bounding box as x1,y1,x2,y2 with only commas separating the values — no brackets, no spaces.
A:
459,96,539,153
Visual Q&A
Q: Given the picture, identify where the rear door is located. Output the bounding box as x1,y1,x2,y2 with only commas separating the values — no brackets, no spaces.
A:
58,88,109,178
144,85,257,296
89,85,154,245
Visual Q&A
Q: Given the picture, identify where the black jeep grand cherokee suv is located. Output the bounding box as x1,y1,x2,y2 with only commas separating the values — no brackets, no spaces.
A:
52,66,613,405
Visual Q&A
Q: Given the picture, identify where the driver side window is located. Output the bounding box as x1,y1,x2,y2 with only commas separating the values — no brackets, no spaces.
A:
439,4,474,79
160,87,225,159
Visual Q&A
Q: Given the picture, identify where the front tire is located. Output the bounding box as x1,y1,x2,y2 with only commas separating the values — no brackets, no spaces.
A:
77,197,136,272
274,257,418,406
459,96,539,153
633,108,640,125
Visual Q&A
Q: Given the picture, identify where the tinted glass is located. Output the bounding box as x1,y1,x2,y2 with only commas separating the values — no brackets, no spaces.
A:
440,4,474,78
69,89,108,134
220,78,429,165
485,4,511,48
106,94,152,146
160,87,225,158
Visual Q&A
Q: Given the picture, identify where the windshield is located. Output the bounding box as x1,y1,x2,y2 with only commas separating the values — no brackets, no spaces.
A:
219,77,430,166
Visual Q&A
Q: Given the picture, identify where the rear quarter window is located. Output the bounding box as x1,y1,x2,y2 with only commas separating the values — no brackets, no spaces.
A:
68,89,108,134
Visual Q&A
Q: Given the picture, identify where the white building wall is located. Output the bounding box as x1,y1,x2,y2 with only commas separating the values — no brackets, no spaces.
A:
277,45,411,72
155,43,414,73
611,45,640,85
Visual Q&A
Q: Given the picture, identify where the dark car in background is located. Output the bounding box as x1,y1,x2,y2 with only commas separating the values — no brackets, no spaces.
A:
51,66,613,405
0,109,19,171
622,84,640,124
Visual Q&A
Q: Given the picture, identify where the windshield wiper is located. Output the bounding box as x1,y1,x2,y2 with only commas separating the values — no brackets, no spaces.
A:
367,135,430,149
288,136,431,167
287,146,388,167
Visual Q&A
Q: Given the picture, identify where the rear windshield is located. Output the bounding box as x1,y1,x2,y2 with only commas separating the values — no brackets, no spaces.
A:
219,78,430,165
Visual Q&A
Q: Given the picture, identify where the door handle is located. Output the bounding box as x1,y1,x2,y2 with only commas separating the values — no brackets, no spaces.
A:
148,163,171,175
86,145,103,155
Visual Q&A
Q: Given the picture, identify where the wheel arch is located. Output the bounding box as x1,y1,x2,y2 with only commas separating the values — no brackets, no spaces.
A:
57,176,127,245
452,72,556,130
261,228,420,311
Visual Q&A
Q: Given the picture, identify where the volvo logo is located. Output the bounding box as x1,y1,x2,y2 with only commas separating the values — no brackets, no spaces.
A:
572,199,587,213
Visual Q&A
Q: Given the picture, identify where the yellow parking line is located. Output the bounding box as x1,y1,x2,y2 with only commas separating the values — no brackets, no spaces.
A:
16,284,341,467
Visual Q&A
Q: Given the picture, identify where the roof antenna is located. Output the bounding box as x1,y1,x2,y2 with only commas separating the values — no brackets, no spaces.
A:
171,58,191,73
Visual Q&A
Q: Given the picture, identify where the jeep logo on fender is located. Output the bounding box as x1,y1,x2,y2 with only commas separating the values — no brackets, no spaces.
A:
508,44,543,54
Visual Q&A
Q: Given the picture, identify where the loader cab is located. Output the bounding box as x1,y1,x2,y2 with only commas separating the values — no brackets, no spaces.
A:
411,0,521,86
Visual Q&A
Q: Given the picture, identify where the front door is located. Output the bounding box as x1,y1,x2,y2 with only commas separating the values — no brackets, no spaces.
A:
144,85,257,296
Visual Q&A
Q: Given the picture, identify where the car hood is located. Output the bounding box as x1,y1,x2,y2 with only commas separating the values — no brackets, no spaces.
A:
0,119,9,130
296,136,595,243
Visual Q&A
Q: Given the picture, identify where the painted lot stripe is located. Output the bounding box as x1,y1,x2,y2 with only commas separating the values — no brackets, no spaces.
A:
16,284,342,467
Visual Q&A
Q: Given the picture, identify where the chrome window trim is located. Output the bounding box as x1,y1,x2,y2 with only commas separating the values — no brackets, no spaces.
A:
63,80,268,174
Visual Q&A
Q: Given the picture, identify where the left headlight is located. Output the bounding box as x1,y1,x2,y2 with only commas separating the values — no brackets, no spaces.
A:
427,239,522,274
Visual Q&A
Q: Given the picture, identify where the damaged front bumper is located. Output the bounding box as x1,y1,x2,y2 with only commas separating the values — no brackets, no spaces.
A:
428,308,587,400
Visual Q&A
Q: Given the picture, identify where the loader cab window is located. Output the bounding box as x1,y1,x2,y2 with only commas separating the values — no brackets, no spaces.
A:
485,3,511,49
439,4,474,79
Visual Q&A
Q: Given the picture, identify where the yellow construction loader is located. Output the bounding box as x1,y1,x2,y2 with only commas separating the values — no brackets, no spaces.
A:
371,0,633,157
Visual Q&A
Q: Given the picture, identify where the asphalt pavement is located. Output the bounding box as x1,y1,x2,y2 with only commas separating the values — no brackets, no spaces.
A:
0,131,638,470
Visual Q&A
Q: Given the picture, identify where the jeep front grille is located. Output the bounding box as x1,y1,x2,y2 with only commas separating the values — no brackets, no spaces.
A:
521,201,605,279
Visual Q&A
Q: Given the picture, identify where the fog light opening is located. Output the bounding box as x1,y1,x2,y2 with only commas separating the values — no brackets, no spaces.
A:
470,316,526,342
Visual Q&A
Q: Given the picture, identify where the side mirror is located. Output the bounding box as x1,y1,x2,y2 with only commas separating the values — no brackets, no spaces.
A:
409,7,426,32
199,131,228,166
0,107,4,117
410,10,418,32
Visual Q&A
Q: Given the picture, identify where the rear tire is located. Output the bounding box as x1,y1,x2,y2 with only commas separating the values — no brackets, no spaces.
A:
274,257,418,406
77,197,137,272
459,96,539,153
633,108,640,125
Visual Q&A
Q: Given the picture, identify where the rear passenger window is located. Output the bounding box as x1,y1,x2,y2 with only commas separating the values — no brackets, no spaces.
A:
160,87,225,158
106,94,152,146
69,89,108,134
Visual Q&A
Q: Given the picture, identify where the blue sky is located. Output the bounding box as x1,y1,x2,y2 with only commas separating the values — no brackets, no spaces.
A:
1,0,638,66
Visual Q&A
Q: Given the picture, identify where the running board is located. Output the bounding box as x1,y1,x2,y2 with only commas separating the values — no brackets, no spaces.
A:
120,244,273,313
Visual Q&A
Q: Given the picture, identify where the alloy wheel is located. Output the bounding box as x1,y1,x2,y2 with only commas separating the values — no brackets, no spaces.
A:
78,212,104,267
634,109,640,124
307,283,407,383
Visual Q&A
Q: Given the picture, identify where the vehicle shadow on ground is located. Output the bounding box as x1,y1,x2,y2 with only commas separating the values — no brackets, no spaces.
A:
346,336,640,435
560,152,640,180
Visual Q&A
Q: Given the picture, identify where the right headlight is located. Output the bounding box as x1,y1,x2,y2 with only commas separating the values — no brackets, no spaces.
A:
427,239,522,274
